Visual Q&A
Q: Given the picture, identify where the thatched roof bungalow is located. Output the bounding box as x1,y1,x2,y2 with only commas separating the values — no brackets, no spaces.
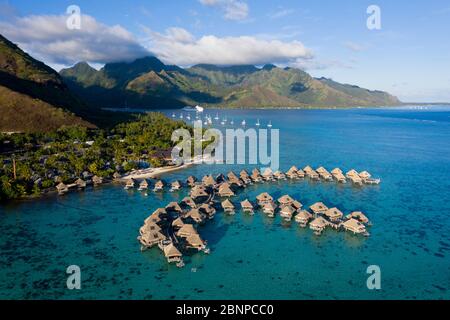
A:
317,167,333,181
331,168,342,175
153,180,165,191
185,208,205,224
263,202,276,217
309,202,328,216
251,168,263,182
92,175,103,185
342,218,368,235
256,192,273,206
303,166,319,180
138,179,149,190
124,178,135,189
346,211,370,224
190,185,209,202
277,194,295,207
144,208,167,225
172,217,185,229
218,183,235,197
163,243,182,263
346,169,359,178
262,168,274,181
274,170,286,180
170,180,182,191
358,171,371,180
56,182,69,195
279,205,295,221
286,166,299,179
240,199,254,214
185,234,206,250
186,176,197,187
324,207,344,222
221,199,235,213
75,178,86,189
181,196,197,209
202,175,216,187
309,216,328,234
165,202,183,214
113,172,122,181
139,230,166,248
139,221,161,236
295,210,313,226
176,224,198,238
332,171,347,183
198,203,216,219
348,175,363,186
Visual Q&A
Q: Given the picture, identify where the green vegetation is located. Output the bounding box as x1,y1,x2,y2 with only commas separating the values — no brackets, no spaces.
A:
0,113,189,201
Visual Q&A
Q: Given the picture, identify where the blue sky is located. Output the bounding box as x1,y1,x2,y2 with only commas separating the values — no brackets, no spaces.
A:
1,0,450,102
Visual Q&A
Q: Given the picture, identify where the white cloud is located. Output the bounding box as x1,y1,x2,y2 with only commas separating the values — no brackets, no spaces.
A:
268,8,295,19
0,14,149,65
144,27,313,66
344,41,367,52
199,0,249,21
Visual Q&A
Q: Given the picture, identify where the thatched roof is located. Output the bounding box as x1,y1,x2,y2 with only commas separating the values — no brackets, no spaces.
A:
346,169,359,177
185,208,204,222
190,185,209,198
92,175,103,184
286,166,299,174
154,180,164,188
252,168,261,175
144,208,166,224
316,166,327,174
310,217,328,228
262,168,274,177
75,178,86,187
331,168,342,175
256,192,273,202
186,234,205,248
141,230,166,244
171,180,182,188
359,171,372,179
263,202,276,212
202,175,216,186
139,179,149,187
278,194,294,205
291,200,303,210
218,183,235,196
303,165,314,172
56,182,68,191
346,211,369,224
165,202,183,212
240,199,253,209
221,199,235,209
343,218,366,233
163,243,182,258
296,210,312,221
198,203,215,214
227,171,238,180
280,205,295,216
181,196,196,208
125,178,135,186
274,171,286,178
240,170,249,177
172,217,185,228
140,222,161,234
325,207,343,220
177,224,198,237
309,202,328,214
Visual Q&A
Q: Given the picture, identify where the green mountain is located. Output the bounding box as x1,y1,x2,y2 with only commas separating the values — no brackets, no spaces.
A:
0,34,95,132
61,57,401,109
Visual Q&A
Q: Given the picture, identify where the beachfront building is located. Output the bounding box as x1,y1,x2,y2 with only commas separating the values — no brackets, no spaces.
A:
153,180,165,191
56,182,69,195
75,178,86,190
138,179,149,191
279,205,295,221
256,192,274,206
309,202,329,216
124,178,136,190
342,218,369,236
218,182,235,197
324,207,344,222
170,180,182,192
186,176,197,187
221,199,236,214
92,175,103,186
295,210,313,227
309,216,328,235
113,172,122,181
240,199,254,215
263,202,276,217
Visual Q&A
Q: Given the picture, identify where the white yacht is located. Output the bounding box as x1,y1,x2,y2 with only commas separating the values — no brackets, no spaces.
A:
267,121,272,128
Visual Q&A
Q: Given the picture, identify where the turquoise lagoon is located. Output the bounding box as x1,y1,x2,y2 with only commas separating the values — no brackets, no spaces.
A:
1,107,449,299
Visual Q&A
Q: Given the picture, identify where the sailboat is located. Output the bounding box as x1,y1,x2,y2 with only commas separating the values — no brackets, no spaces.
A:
267,121,272,128
256,119,260,126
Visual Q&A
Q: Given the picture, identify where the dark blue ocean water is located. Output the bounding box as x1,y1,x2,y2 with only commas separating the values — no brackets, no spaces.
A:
1,106,449,299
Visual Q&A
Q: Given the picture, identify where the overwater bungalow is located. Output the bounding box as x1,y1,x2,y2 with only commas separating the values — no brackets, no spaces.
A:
221,199,236,214
124,178,136,190
286,166,299,179
291,200,303,211
309,216,328,235
176,224,198,238
172,217,185,229
185,234,206,251
198,203,216,219
346,211,370,225
346,169,359,178
331,168,342,175
309,202,329,216
139,230,167,248
317,167,333,181
262,168,275,181
342,218,369,236
163,243,183,263
92,175,103,186
240,175,252,185
278,194,295,207
185,208,205,224
144,208,167,225
202,175,216,187
165,202,183,214
56,182,69,195
251,168,263,183
186,176,197,187
303,166,319,180
190,185,210,202
75,178,86,190
218,182,235,197
181,196,197,209
227,171,239,181
274,170,287,180
139,221,161,236
256,192,274,206
359,171,381,185
324,207,344,222
170,180,182,192
279,205,295,221
153,180,165,192
348,175,363,186
295,210,313,227
240,199,254,215
358,171,371,180
138,179,149,191
296,168,305,178
263,202,276,217
331,169,347,183
240,170,250,179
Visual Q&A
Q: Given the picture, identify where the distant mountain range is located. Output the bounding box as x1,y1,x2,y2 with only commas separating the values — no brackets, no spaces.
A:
0,33,401,132
61,58,401,109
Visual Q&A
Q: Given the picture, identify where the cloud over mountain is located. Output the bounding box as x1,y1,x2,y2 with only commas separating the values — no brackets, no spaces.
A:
199,0,249,20
144,27,313,66
0,14,149,65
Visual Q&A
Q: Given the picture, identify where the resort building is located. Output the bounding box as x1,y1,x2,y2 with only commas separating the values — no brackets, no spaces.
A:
309,216,328,235
324,207,344,222
124,178,135,190
296,168,305,178
309,202,329,216
92,175,103,185
190,185,210,202
176,224,198,238
75,178,86,189
163,243,183,263
56,182,69,195
198,203,216,219
180,196,197,209
358,171,371,180
295,210,313,227
165,202,183,214
138,179,149,191
172,217,185,229
170,180,182,192
316,167,333,181
263,202,276,217
279,205,296,221
274,170,287,180
262,168,275,181
218,182,235,197
342,218,369,236
184,208,205,224
185,234,206,251
144,208,167,225
303,166,319,180
240,199,254,214
286,166,299,179
291,200,303,211
346,169,359,178
251,168,263,183
221,199,236,214
278,194,295,207
256,192,274,206
348,175,363,186
331,169,347,183
186,176,197,187
346,211,370,224
227,171,239,181
202,175,216,187
153,180,165,191
139,221,161,236
139,230,167,248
